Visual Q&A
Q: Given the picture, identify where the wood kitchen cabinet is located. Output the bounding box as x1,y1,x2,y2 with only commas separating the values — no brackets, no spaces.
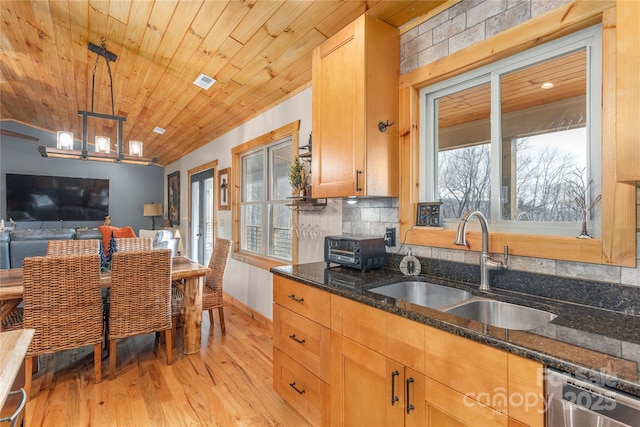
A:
273,278,543,426
331,296,426,426
272,276,331,426
311,13,399,198
330,332,427,427
330,295,544,427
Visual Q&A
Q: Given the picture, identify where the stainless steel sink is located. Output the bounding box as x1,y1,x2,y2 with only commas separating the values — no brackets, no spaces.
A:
443,297,557,330
368,281,472,309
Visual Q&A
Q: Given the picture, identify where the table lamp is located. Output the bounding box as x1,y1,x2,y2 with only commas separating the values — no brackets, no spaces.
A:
143,203,163,230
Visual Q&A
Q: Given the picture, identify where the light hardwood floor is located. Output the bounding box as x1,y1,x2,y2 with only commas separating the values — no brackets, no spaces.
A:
22,303,312,427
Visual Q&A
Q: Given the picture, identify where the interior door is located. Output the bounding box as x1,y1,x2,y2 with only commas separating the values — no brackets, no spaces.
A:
190,169,214,265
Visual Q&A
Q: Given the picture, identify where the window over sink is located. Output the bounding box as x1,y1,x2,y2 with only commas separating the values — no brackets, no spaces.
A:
420,25,602,237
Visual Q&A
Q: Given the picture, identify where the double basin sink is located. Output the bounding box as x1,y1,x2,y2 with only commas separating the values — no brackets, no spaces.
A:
368,281,557,331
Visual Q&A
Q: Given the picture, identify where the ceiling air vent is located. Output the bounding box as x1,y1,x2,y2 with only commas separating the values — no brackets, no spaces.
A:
153,127,166,135
194,73,216,90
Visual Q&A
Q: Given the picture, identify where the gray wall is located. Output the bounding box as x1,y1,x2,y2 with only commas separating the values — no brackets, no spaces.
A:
0,121,164,232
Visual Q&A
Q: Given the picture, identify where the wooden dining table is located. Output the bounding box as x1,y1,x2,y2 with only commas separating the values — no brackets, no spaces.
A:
0,256,210,355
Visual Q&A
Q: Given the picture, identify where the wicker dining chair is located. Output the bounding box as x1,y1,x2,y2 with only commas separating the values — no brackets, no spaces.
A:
108,249,173,378
46,239,100,255
114,237,152,252
172,238,231,336
22,254,104,399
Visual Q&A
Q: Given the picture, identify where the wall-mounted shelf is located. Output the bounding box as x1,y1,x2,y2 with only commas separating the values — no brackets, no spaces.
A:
286,197,327,212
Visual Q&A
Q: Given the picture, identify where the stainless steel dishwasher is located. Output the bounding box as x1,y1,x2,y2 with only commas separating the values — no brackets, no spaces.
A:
547,368,640,426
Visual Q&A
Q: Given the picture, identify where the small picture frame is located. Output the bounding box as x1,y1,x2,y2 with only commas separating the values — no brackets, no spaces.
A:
218,168,231,210
416,202,443,227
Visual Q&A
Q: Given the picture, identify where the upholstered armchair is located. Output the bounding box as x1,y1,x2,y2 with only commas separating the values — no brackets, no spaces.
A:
138,229,179,256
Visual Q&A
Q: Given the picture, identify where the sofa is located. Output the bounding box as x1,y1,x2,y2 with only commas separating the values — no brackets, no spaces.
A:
1,228,103,269
138,229,179,256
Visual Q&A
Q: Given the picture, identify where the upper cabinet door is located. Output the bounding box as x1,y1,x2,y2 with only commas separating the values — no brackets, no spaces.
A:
615,0,640,182
312,14,399,199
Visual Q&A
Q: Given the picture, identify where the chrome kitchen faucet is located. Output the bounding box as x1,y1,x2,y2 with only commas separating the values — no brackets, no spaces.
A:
454,210,507,291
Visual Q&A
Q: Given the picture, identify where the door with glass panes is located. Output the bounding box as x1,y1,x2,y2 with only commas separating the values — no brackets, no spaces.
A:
190,169,214,265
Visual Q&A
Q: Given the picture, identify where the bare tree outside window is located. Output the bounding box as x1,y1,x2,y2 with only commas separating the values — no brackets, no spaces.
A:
439,144,491,220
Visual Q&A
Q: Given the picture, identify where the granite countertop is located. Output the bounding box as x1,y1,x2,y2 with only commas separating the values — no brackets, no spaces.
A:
271,261,640,398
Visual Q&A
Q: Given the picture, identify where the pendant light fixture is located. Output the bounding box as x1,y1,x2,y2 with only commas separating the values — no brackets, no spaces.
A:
38,38,157,166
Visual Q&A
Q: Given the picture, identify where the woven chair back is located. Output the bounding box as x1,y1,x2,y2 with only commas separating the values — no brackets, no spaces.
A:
114,237,152,252
203,238,231,307
46,239,100,255
22,254,103,357
108,249,172,339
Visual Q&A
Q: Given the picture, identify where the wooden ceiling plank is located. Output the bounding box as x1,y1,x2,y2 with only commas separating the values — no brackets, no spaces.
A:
231,1,319,85
228,0,284,45
30,0,65,123
216,27,274,85
68,0,91,139
86,1,113,116
0,63,35,125
109,0,130,24
314,1,369,38
117,1,179,134
10,1,51,109
48,1,79,130
0,2,40,125
158,0,229,86
153,0,203,73
111,0,155,117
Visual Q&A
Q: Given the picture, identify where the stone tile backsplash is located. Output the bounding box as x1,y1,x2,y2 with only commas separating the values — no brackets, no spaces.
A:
342,198,640,294
400,0,571,74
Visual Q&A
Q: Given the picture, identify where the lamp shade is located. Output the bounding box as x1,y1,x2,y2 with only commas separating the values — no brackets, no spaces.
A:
143,203,163,217
95,136,110,153
57,131,73,150
129,140,143,157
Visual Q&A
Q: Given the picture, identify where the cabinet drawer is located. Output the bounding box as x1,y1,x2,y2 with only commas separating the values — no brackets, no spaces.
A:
274,348,330,427
273,276,330,327
273,305,331,382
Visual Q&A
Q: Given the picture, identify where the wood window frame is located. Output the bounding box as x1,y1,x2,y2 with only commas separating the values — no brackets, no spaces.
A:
398,1,636,267
231,120,300,271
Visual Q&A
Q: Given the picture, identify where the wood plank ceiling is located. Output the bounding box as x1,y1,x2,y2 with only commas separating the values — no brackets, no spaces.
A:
0,0,445,166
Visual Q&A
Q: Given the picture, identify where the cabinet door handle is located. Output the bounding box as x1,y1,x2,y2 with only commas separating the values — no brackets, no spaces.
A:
356,170,363,192
289,334,306,345
406,377,415,414
390,370,400,405
289,381,306,395
288,294,304,303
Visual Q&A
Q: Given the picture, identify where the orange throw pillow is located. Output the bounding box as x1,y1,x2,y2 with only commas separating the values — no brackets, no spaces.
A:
98,225,136,253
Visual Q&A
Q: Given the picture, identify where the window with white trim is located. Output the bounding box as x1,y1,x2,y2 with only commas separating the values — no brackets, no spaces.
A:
420,26,602,237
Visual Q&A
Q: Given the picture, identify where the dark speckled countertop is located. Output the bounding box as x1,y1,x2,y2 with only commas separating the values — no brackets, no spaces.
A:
271,259,640,398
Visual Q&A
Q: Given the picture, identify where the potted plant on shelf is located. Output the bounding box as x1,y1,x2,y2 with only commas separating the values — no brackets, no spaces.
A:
288,157,306,197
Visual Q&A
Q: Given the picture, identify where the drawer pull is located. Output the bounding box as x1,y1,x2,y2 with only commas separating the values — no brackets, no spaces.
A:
289,334,306,345
288,294,304,303
289,381,306,395
406,377,415,414
391,370,400,405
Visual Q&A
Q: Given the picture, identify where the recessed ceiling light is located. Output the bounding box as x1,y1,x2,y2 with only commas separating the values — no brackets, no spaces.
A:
153,127,166,135
540,82,554,89
194,73,216,90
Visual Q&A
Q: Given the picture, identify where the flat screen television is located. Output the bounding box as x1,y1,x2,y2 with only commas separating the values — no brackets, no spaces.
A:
6,173,109,221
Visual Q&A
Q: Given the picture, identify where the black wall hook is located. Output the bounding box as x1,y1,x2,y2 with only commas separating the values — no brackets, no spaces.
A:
378,120,395,132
